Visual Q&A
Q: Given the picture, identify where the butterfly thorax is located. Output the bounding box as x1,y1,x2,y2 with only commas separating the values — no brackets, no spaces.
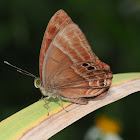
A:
39,86,55,97
41,86,57,98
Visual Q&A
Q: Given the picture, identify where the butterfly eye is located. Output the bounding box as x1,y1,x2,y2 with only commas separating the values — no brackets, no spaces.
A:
34,77,42,88
82,63,89,66
87,66,96,70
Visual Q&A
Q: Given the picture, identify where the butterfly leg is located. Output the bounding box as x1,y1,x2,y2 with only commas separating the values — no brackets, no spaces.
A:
43,97,50,116
61,97,88,105
57,96,68,112
39,95,44,101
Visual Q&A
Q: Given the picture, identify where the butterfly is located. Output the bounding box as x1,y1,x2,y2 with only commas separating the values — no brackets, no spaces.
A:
34,10,113,107
5,10,113,114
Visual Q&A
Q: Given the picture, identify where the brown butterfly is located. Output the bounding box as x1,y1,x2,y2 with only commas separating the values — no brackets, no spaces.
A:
5,10,113,113
35,10,113,106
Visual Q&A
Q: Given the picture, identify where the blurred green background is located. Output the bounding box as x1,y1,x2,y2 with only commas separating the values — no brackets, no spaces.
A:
0,0,140,139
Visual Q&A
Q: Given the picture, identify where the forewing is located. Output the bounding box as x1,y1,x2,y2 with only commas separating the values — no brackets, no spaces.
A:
39,10,73,78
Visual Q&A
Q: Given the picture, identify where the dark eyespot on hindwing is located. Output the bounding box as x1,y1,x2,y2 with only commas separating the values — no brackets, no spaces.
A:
82,63,89,66
87,66,96,70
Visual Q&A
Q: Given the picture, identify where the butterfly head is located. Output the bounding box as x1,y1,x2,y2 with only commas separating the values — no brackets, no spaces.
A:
34,77,51,97
34,77,42,88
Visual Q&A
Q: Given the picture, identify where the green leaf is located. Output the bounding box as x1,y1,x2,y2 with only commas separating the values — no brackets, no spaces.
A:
0,73,140,140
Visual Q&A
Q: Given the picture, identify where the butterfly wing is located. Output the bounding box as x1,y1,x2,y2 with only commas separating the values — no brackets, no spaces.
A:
41,22,112,99
39,10,74,78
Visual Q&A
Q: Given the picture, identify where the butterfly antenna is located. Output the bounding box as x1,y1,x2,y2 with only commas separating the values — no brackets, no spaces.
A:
4,61,36,78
